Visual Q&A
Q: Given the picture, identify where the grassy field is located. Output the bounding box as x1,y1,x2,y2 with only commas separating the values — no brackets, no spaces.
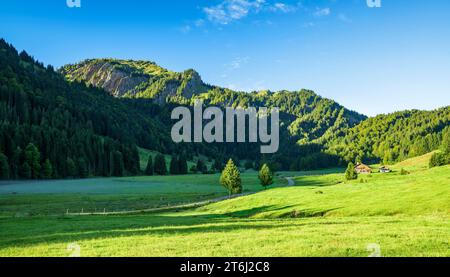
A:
0,154,449,257
0,172,286,217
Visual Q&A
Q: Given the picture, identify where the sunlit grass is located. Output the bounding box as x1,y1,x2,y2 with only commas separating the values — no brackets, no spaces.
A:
0,155,448,257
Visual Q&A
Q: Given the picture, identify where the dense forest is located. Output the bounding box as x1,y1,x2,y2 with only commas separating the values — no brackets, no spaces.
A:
0,39,171,179
1,38,449,180
326,108,450,164
61,58,369,170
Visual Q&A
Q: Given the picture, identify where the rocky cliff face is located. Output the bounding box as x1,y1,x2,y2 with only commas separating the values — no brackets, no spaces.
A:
60,59,208,102
60,58,368,149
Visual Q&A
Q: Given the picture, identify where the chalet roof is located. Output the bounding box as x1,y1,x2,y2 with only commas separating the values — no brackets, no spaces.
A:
355,163,371,169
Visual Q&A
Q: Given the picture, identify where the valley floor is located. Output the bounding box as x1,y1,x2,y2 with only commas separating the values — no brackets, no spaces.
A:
1,214,448,257
0,156,449,257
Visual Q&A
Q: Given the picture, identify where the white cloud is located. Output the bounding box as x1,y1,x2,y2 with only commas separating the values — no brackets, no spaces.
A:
338,13,352,23
313,7,331,17
204,0,266,25
270,2,297,13
203,0,296,25
227,56,250,70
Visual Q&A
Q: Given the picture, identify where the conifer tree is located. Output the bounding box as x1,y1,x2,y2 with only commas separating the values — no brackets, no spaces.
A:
429,152,446,168
154,154,167,175
0,153,9,179
111,151,124,177
220,159,242,197
41,159,53,179
213,159,222,172
145,155,153,175
24,143,41,179
170,155,179,175
21,162,31,179
77,158,89,178
196,159,207,174
66,158,77,178
11,147,23,179
177,155,188,174
345,162,358,180
258,163,273,189
442,128,450,155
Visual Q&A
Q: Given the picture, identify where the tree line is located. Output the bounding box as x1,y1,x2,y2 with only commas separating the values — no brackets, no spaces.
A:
429,128,450,168
0,39,143,179
326,109,450,165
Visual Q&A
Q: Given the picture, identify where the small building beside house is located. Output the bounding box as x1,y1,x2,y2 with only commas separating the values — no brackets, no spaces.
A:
355,162,372,174
379,166,392,173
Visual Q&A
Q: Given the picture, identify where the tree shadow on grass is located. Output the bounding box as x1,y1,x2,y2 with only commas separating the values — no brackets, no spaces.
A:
222,205,297,218
293,178,344,187
0,205,332,250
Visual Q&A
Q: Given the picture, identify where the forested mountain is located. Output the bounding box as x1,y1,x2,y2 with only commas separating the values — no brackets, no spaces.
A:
60,59,209,104
0,39,175,179
60,58,450,169
61,59,366,145
1,38,449,180
326,108,450,164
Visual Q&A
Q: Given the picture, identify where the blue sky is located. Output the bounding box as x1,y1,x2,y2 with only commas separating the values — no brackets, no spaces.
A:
1,0,449,116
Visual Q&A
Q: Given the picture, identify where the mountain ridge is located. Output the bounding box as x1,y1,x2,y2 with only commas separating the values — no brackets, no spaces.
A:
2,37,448,178
59,57,450,167
60,59,209,104
60,58,367,145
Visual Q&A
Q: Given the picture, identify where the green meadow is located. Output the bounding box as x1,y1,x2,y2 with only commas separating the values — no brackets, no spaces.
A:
0,154,449,257
0,172,286,217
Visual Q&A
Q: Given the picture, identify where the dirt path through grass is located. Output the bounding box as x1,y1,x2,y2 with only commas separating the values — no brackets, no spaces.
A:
67,177,295,216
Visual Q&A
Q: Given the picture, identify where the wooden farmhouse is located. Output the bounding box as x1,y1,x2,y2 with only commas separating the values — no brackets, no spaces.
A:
355,163,372,174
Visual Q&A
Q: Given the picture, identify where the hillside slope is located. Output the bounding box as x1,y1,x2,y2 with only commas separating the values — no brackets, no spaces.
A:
0,39,173,178
196,163,450,219
1,156,448,257
60,59,366,150
326,108,450,163
60,59,209,104
60,58,450,169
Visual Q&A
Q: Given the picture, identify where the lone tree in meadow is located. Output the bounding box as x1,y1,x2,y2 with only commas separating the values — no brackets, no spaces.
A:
258,163,274,189
145,155,153,175
345,162,358,180
154,154,167,175
220,159,242,197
